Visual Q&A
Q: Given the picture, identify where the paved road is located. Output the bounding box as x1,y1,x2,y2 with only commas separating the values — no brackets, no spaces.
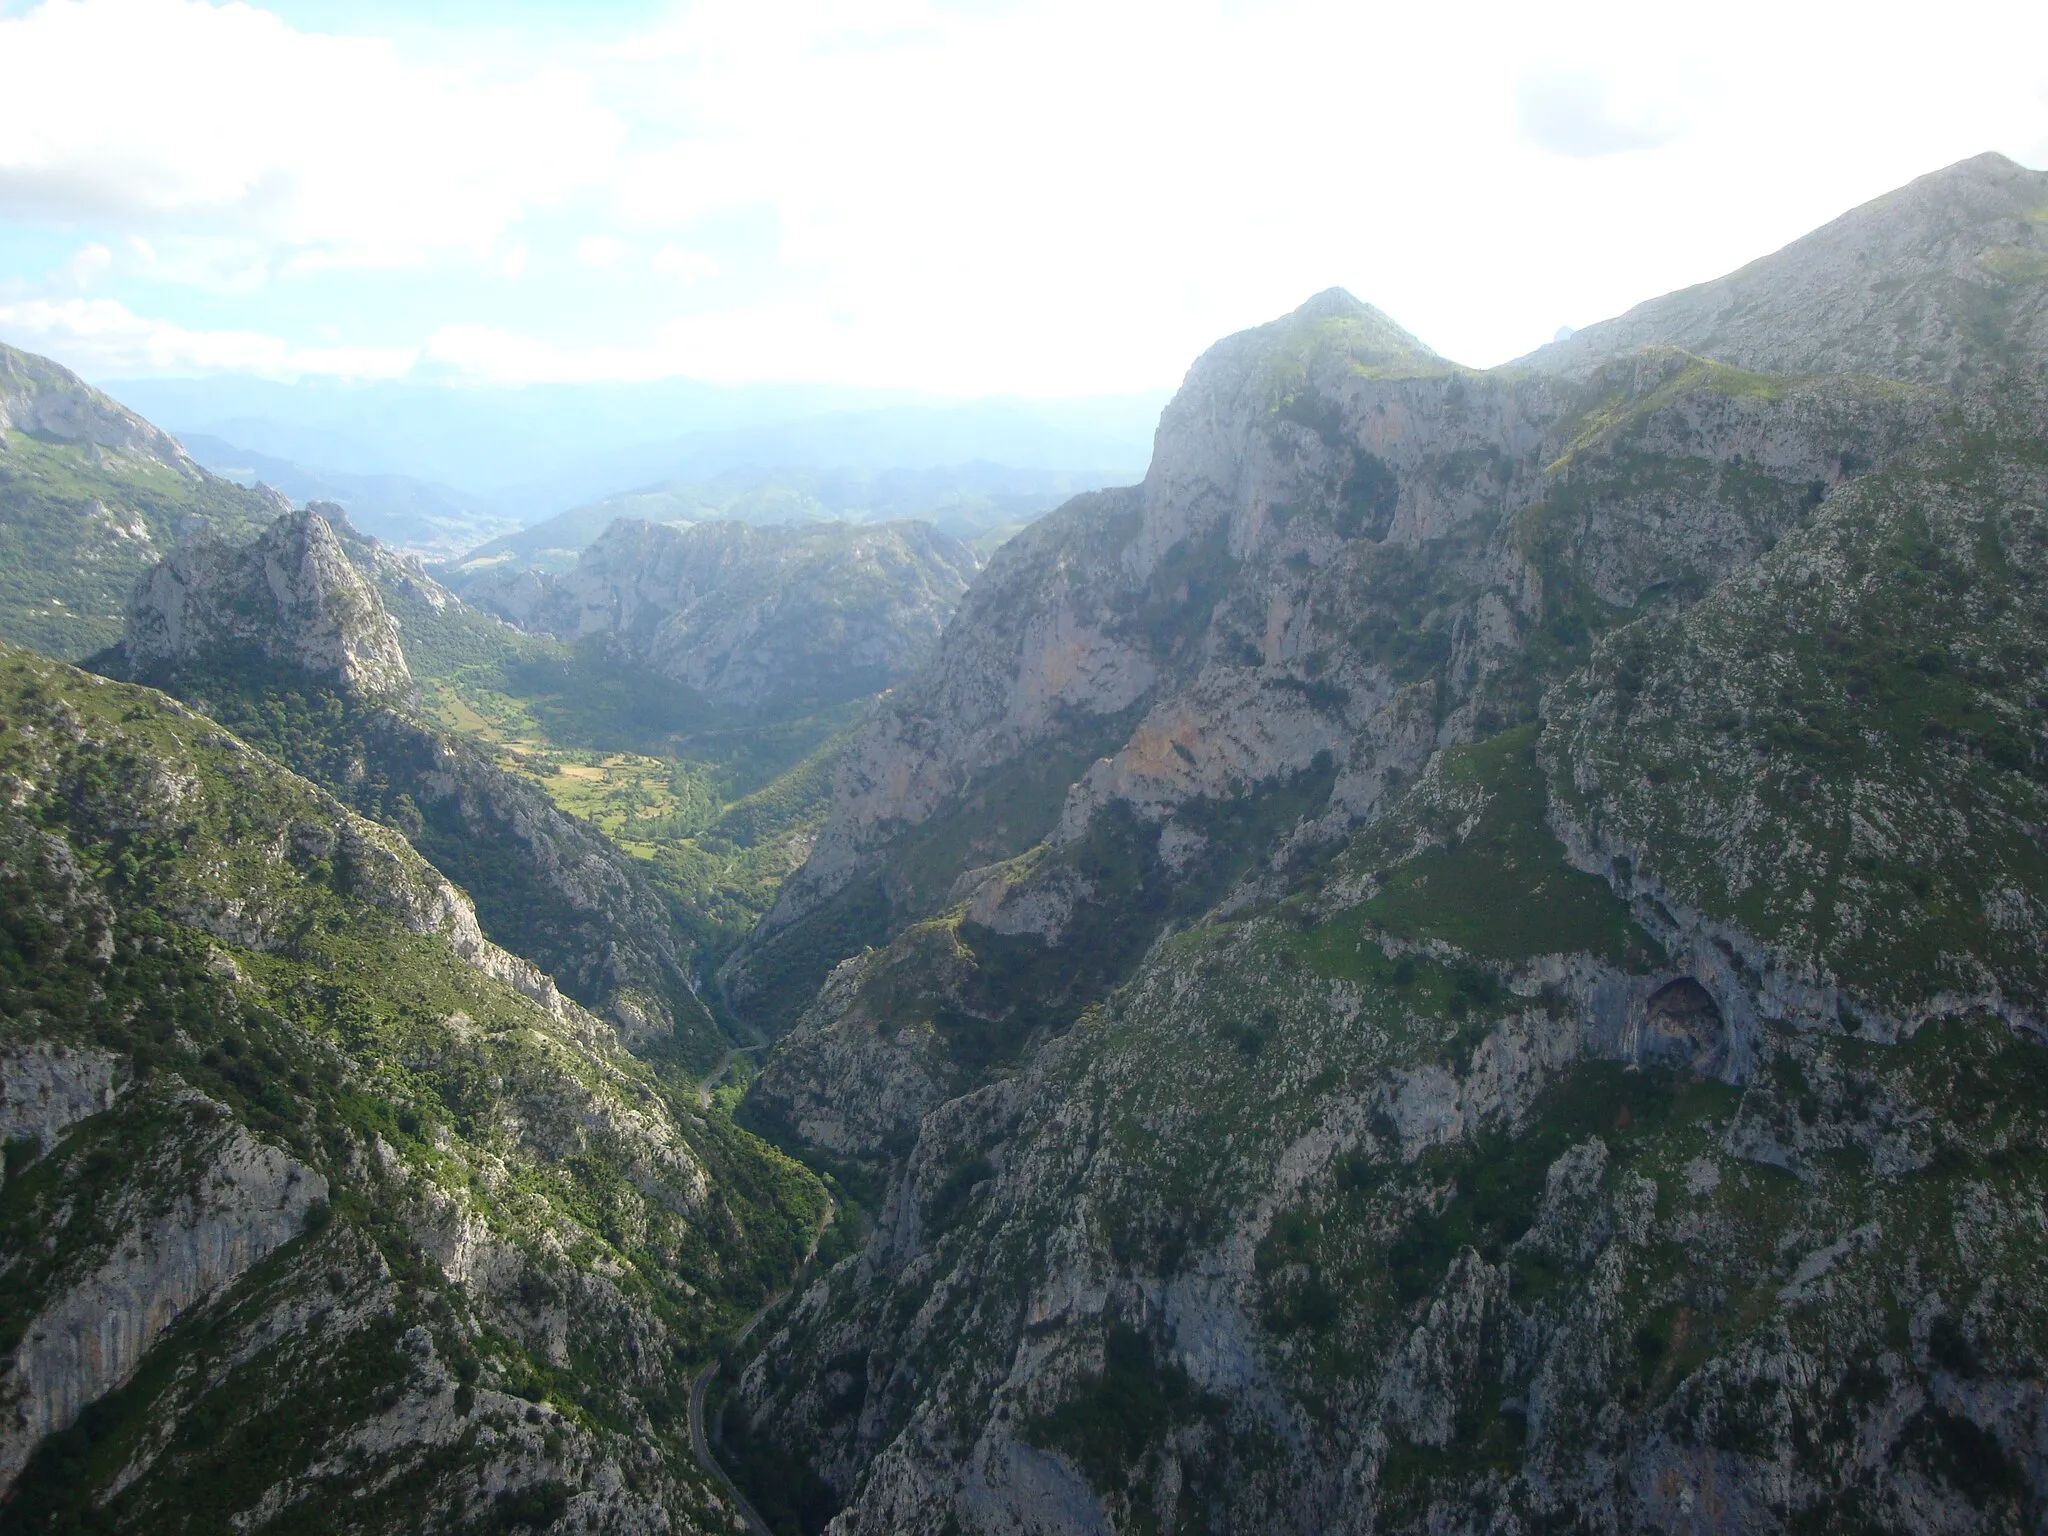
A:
686,1197,835,1536
688,1324,776,1536
696,1043,765,1108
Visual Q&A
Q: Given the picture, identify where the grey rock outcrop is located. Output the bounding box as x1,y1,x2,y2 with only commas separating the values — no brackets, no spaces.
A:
0,1042,120,1177
121,507,413,700
0,1094,326,1492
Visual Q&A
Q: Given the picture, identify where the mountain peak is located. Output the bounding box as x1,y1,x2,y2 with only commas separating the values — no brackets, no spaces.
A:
1911,148,2033,188
1276,287,1440,364
1515,150,2048,386
0,342,193,467
1166,289,1444,428
1290,286,1371,322
119,507,413,700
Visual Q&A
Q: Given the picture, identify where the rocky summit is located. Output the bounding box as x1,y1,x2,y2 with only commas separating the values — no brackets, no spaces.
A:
120,506,415,703
2,151,2048,1536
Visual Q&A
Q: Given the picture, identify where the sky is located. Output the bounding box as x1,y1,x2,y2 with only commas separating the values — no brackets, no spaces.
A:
1,0,2045,398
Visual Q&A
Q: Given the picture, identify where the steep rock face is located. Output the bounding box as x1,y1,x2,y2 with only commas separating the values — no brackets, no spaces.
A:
0,1041,119,1169
1520,152,2048,388
0,646,824,1529
723,163,2048,1536
121,507,413,700
729,300,1930,1033
0,1092,325,1491
464,516,982,709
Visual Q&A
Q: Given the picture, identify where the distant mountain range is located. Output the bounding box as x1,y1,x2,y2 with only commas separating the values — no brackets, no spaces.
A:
150,379,1158,568
108,373,1166,523
452,461,1133,575
176,432,518,558
458,515,982,709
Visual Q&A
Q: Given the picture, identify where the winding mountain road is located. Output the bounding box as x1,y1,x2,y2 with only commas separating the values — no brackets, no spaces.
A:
688,1312,778,1536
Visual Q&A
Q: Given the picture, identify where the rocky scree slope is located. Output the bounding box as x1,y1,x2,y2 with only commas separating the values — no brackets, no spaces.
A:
0,645,825,1532
98,506,726,1066
0,343,284,661
460,516,982,710
718,163,2048,1534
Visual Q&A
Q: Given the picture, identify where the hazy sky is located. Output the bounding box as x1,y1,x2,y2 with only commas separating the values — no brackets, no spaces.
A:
1,0,2044,395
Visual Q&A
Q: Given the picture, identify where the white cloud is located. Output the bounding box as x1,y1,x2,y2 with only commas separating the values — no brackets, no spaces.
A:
0,0,622,269
1516,70,1691,158
575,235,631,270
652,245,719,283
130,234,278,293
2,0,2046,391
60,242,112,288
0,295,415,378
